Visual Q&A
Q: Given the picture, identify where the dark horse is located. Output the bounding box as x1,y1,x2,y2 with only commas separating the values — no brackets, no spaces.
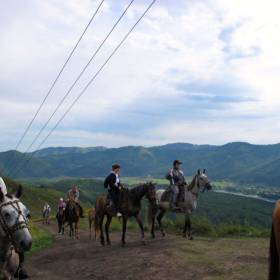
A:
269,200,280,280
95,182,157,246
65,199,80,239
56,208,65,235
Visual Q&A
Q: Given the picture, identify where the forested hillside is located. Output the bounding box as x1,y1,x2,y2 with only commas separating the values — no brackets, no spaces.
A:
1,142,280,186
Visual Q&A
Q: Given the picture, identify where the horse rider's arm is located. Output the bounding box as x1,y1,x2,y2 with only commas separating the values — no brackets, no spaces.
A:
166,169,174,185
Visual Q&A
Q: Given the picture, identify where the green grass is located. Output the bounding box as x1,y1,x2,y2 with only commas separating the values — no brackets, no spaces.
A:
28,221,54,254
181,237,268,280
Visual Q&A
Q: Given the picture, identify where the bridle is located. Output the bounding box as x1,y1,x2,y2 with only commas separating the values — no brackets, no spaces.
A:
0,198,28,241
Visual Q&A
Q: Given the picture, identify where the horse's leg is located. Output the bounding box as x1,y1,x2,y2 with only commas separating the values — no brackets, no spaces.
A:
89,219,92,239
105,215,112,245
75,221,79,239
150,211,156,239
135,213,145,245
70,223,73,238
122,216,128,246
184,212,193,240
99,214,105,246
157,209,166,237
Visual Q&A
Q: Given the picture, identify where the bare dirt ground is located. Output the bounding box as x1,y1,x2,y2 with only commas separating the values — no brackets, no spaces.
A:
26,222,269,280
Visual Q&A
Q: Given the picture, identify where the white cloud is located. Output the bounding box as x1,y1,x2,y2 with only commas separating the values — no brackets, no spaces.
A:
1,0,280,151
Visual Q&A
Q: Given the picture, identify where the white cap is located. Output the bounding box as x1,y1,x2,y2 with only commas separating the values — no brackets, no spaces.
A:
60,198,63,201
0,177,7,195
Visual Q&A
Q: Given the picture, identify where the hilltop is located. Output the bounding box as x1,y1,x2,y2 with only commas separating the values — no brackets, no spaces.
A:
1,142,280,186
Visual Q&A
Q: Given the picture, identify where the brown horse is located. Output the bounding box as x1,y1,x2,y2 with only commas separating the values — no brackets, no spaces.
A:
269,200,280,280
56,208,65,235
88,208,98,240
65,199,80,239
95,182,157,246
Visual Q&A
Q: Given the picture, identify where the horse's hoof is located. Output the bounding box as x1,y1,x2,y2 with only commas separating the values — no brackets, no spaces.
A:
189,236,194,240
107,241,111,246
142,240,146,246
161,231,166,237
121,242,126,247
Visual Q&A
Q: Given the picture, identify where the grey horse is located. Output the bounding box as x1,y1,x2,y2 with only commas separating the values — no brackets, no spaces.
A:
151,169,212,240
0,185,32,280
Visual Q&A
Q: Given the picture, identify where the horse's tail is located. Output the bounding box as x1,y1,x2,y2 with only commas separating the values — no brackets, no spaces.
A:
94,211,99,240
269,223,279,280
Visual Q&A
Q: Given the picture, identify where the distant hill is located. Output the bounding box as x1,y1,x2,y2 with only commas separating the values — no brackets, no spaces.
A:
1,142,280,186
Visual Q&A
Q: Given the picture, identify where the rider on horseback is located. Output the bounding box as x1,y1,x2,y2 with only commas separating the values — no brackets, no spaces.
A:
166,160,187,210
104,164,122,217
43,202,51,216
67,185,84,218
58,198,66,211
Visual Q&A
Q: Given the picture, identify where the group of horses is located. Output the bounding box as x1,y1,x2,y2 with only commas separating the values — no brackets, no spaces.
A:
55,170,213,246
1,171,280,279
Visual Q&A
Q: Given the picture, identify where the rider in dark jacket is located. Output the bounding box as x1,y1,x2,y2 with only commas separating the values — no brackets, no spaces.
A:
104,164,122,217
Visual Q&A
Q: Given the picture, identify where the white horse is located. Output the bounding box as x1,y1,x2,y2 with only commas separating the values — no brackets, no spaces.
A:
0,185,32,280
150,169,212,240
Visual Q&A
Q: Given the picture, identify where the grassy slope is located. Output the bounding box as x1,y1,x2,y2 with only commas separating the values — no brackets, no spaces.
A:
182,237,268,280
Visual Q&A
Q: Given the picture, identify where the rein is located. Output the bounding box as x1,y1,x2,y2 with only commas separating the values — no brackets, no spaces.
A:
0,199,28,241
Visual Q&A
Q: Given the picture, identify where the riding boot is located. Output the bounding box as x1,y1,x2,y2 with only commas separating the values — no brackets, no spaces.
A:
171,192,179,210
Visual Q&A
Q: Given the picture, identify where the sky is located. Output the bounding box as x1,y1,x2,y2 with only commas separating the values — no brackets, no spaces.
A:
1,0,280,151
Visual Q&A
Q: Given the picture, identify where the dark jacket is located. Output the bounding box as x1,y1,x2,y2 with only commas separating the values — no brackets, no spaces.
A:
104,173,120,190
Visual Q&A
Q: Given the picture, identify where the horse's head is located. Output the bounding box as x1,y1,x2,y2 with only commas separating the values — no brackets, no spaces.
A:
197,169,212,192
143,182,157,204
0,185,32,252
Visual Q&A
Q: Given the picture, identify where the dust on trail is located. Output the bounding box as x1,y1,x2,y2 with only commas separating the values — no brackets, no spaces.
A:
26,222,268,280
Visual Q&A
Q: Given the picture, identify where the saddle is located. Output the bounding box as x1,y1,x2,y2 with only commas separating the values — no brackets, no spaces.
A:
106,188,129,215
162,185,186,204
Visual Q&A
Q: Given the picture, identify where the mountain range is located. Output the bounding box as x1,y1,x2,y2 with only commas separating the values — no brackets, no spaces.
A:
1,142,280,186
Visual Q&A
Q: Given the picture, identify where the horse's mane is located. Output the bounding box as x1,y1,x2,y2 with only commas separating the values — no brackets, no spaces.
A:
128,182,152,199
188,175,198,190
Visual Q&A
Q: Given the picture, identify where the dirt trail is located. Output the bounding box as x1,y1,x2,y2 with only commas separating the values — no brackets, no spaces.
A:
26,222,268,280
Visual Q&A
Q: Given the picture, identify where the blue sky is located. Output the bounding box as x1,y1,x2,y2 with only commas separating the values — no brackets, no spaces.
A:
1,0,280,151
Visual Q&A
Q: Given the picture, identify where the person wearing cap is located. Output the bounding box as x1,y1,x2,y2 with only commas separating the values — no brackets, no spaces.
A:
0,177,30,279
58,198,66,211
166,160,187,209
67,185,84,218
104,164,122,217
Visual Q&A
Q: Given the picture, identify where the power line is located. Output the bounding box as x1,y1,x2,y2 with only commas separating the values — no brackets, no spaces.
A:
2,0,105,177
8,0,135,177
11,0,157,178
15,0,105,152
